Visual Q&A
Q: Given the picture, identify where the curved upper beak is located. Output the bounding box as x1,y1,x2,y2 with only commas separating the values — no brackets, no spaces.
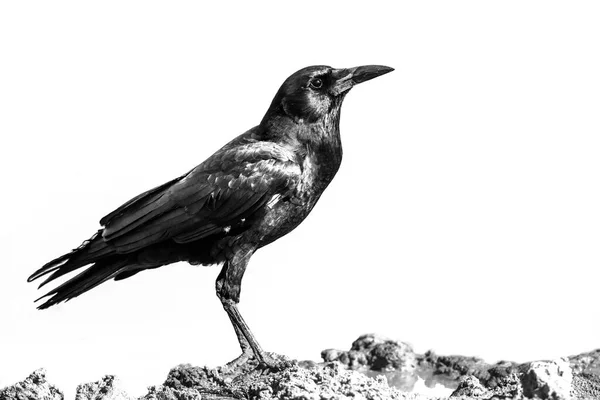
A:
330,65,394,96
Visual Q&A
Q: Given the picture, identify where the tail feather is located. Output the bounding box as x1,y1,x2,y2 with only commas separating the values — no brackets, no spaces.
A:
28,252,72,284
28,230,112,287
29,229,130,309
37,240,115,289
35,258,129,309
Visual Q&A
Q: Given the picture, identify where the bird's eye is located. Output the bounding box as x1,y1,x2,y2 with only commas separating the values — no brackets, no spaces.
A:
310,78,323,89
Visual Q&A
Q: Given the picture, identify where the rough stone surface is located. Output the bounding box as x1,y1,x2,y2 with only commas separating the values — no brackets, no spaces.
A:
0,368,63,400
417,350,520,385
450,376,490,398
323,334,600,399
322,333,417,372
571,372,600,400
567,349,600,399
148,361,434,400
449,368,523,399
2,335,600,400
76,375,134,400
570,349,600,376
157,362,438,400
139,385,203,400
521,358,572,400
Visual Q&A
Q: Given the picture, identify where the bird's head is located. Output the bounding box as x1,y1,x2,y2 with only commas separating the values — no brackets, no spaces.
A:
261,65,394,126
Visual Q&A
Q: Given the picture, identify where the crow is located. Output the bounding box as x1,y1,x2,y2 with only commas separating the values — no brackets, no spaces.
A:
28,65,394,370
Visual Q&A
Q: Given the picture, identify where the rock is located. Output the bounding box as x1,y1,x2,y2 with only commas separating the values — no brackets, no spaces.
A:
322,335,600,399
521,358,573,400
321,347,369,369
4,334,600,399
416,351,504,383
569,349,600,376
75,375,134,400
139,385,203,400
252,361,432,400
351,334,391,352
566,350,600,399
164,364,229,391
449,366,524,399
322,334,416,372
450,376,489,398
571,372,600,400
0,368,63,400
150,361,422,400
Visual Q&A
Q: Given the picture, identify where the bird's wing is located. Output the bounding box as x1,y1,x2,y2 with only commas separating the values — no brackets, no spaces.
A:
99,140,300,254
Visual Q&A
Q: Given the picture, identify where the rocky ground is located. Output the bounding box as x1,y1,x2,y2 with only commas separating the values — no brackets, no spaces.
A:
2,334,599,400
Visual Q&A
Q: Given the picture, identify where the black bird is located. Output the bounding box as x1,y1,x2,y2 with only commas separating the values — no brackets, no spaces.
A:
28,65,394,370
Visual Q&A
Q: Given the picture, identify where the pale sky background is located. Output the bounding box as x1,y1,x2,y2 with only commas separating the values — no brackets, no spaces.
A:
1,1,599,398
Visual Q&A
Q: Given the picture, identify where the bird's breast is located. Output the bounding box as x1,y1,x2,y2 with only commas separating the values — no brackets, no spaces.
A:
253,149,342,248
296,149,341,196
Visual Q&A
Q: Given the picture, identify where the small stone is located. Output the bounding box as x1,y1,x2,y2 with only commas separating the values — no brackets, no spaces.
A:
75,375,133,400
368,341,416,372
450,375,490,398
321,349,343,363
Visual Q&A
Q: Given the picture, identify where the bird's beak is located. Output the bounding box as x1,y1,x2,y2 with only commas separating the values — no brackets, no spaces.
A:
330,65,394,96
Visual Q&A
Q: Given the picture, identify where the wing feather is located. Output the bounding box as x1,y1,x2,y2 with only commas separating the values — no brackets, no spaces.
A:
111,210,193,251
173,191,270,244
96,139,301,254
100,177,182,226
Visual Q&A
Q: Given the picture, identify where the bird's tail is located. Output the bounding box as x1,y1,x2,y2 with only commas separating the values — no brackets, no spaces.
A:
34,257,130,309
28,230,128,309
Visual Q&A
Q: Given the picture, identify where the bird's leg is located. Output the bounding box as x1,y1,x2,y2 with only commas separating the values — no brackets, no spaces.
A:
220,297,269,367
222,311,254,370
215,247,290,372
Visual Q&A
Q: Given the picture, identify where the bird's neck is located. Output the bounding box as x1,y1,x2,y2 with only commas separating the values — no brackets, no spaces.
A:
306,114,344,182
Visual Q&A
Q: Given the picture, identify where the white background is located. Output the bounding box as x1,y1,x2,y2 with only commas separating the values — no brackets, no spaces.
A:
1,1,599,398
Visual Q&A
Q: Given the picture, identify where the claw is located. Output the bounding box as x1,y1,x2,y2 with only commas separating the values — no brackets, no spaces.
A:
218,349,257,376
255,353,295,373
225,352,253,370
219,351,295,377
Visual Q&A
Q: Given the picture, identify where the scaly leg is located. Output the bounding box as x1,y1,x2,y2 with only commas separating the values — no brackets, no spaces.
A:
215,246,290,371
222,313,253,370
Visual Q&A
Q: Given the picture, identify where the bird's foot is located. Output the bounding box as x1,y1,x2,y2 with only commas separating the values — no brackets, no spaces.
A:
255,352,295,374
217,350,256,377
224,351,254,372
219,350,295,379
